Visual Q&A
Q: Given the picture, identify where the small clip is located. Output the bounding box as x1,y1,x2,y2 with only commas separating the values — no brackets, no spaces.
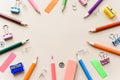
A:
39,69,47,79
71,0,77,11
10,62,24,75
109,33,120,46
103,5,116,19
99,52,110,66
2,25,13,40
79,0,87,6
10,0,21,14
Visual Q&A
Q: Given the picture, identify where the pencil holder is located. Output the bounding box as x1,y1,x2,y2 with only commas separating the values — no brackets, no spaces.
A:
103,5,116,19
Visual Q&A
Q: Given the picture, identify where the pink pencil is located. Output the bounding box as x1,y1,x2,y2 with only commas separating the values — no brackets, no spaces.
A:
51,56,56,80
28,0,40,14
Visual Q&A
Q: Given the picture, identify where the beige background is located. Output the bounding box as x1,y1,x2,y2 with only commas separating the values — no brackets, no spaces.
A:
0,0,120,80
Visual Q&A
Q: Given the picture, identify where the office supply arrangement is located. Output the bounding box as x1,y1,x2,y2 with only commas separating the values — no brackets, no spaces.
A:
1,0,120,80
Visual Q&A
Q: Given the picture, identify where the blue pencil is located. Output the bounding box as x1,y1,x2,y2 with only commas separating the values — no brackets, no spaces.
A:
76,53,93,80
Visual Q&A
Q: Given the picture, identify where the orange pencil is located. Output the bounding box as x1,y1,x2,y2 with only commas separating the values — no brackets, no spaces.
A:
89,21,120,32
24,57,38,80
87,41,120,56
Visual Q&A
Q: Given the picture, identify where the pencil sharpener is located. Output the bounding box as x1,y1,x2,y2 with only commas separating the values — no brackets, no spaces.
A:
103,6,116,19
10,7,20,14
79,0,87,6
10,62,24,75
3,33,13,40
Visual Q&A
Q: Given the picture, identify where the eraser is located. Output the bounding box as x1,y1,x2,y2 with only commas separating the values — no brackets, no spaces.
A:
64,60,78,80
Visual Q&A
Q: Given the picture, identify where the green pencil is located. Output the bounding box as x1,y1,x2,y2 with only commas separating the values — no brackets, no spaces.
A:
0,39,29,54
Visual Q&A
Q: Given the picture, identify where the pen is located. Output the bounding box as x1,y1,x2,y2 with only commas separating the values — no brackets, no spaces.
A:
0,13,27,26
51,56,56,80
28,0,40,14
89,21,120,32
87,41,120,56
24,57,38,80
62,0,67,12
0,39,29,54
84,0,103,18
76,53,93,80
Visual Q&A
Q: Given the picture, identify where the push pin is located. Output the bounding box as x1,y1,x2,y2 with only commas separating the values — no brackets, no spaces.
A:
39,69,47,79
79,0,87,6
109,33,120,46
2,25,13,41
103,5,116,19
10,62,24,75
10,0,21,14
99,52,110,66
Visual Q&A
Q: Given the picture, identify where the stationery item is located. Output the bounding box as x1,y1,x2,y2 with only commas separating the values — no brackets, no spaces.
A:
79,0,87,6
39,69,47,79
59,62,65,68
2,25,13,40
24,57,38,80
103,5,116,19
45,0,59,13
10,0,21,14
89,21,120,32
71,0,77,11
76,53,93,80
64,60,77,80
0,39,29,54
51,56,56,80
28,0,40,14
0,39,6,48
91,58,107,78
99,52,110,66
0,13,27,26
84,0,103,18
10,62,24,75
0,52,16,72
62,0,67,12
87,41,120,56
109,33,120,46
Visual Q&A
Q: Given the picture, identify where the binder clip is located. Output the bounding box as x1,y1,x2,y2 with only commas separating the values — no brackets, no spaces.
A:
10,0,21,14
79,0,87,6
99,52,110,66
109,33,120,46
10,62,24,75
2,25,13,41
39,69,47,79
103,5,116,19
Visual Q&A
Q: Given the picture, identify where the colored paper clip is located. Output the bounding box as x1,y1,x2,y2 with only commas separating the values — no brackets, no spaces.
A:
2,25,13,41
10,62,24,75
103,5,116,19
99,52,110,66
109,33,120,46
10,0,21,14
79,0,87,6
71,0,77,11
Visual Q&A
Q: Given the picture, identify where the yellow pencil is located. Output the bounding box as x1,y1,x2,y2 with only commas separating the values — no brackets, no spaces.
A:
24,57,38,80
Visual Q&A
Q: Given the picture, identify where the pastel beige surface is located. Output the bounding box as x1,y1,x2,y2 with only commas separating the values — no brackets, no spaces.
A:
0,0,120,80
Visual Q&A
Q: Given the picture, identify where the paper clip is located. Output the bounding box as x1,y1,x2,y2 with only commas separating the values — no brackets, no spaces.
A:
103,5,116,19
109,33,120,46
99,52,110,66
2,25,13,40
10,0,22,14
71,0,77,11
39,69,47,79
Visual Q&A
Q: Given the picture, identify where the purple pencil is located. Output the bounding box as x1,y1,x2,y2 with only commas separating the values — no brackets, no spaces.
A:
84,0,103,18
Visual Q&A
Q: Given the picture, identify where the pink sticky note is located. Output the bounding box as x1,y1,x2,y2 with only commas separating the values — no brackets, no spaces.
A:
0,52,16,72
